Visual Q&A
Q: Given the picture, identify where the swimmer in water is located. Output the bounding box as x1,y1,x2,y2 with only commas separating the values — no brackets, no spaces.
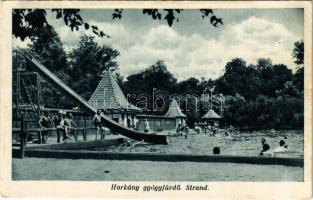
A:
213,146,220,155
280,139,288,149
259,143,271,156
224,131,233,139
259,138,272,156
211,129,217,136
261,138,266,145
273,139,288,154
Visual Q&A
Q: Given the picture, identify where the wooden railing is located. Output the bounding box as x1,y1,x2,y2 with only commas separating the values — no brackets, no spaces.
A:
13,114,99,158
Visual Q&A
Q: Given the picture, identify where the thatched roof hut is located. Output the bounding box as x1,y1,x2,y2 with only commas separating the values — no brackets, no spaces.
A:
201,109,221,120
88,70,141,112
164,99,187,118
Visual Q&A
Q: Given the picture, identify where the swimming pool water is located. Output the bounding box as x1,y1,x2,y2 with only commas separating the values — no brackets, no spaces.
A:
95,130,304,157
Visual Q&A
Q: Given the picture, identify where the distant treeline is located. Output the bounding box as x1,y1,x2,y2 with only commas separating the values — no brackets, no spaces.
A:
119,58,304,130
13,25,304,130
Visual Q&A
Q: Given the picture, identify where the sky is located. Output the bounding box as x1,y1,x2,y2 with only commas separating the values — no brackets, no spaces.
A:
13,8,304,81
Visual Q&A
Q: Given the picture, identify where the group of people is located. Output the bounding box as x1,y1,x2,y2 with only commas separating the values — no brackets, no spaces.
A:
176,122,189,138
193,123,234,139
38,109,111,143
38,111,78,144
210,137,288,156
259,137,288,156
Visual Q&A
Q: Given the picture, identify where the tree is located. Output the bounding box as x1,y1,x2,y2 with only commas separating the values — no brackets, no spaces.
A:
270,64,293,94
293,40,304,66
222,94,246,127
69,35,120,100
215,58,249,97
28,25,68,75
122,60,177,114
124,60,177,94
173,77,201,95
292,40,304,91
13,9,110,41
27,25,71,108
293,67,304,91
13,9,222,41
257,62,293,97
240,59,294,98
212,56,302,129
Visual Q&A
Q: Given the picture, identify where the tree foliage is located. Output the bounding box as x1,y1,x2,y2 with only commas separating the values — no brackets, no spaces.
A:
28,26,68,73
13,9,222,41
214,58,294,100
292,40,304,91
120,55,303,129
68,35,120,100
26,25,72,108
122,60,177,115
13,9,110,41
293,40,304,66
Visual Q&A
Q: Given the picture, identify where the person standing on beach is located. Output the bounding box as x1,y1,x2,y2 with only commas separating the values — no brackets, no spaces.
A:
93,109,103,140
38,111,51,144
144,119,151,134
65,113,78,141
54,111,70,143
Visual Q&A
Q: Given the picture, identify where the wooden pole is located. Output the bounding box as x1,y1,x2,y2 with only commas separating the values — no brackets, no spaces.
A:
19,113,26,159
76,106,80,141
14,54,20,119
38,130,42,144
83,115,87,141
36,73,42,144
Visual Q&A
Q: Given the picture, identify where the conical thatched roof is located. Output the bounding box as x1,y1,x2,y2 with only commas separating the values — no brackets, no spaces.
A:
164,99,187,118
88,70,141,112
202,109,221,119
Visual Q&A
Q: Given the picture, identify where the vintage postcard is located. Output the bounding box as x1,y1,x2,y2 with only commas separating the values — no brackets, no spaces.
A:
0,1,312,199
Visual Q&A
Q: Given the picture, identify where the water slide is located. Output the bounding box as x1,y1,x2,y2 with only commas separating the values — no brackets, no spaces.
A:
26,56,168,145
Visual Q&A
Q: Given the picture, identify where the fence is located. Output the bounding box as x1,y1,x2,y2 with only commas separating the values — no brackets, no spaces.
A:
136,115,177,132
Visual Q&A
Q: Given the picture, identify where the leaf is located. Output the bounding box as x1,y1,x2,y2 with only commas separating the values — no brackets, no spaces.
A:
112,13,118,19
210,15,217,24
175,9,183,13
200,9,213,17
76,15,82,21
56,12,62,19
112,10,122,19
157,13,161,20
64,17,68,26
164,11,175,27
84,23,89,30
93,30,99,36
